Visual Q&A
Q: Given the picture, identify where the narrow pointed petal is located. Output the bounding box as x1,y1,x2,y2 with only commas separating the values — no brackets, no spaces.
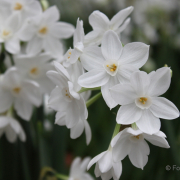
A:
70,119,84,139
44,6,60,22
84,119,92,145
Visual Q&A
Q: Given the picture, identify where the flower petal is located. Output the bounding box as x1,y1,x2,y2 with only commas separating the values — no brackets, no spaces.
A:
110,84,137,105
116,103,142,124
136,110,161,135
101,30,123,61
73,19,84,46
70,119,84,139
55,112,66,126
147,67,171,96
5,126,17,143
150,97,179,120
43,6,60,22
78,69,109,88
112,161,122,179
84,119,92,145
116,17,131,34
84,30,102,46
5,37,20,54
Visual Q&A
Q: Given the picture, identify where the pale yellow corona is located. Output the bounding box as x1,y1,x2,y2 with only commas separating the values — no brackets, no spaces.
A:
14,3,23,10
3,30,10,37
39,27,48,35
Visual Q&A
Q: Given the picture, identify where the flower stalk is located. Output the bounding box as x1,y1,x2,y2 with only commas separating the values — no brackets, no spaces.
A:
78,87,101,93
56,173,68,180
86,92,102,108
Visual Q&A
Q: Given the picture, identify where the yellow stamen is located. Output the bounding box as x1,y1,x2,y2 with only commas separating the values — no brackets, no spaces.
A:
139,97,148,104
30,67,38,75
107,64,117,72
14,3,23,10
13,87,21,94
69,52,71,55
134,135,140,139
39,27,48,34
3,30,10,37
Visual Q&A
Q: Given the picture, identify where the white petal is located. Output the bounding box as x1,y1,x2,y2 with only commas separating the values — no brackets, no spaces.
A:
119,42,149,68
112,161,122,179
0,88,13,113
50,22,74,39
136,110,161,135
80,157,91,171
87,151,107,170
0,116,9,128
70,157,81,176
6,13,20,31
110,6,134,30
55,112,66,126
84,119,92,145
70,119,84,139
116,103,142,124
89,10,109,31
5,37,20,54
18,126,26,142
150,97,179,120
84,30,102,46
5,126,17,143
130,71,150,96
116,17,131,34
68,81,80,100
128,142,149,169
43,6,60,22
147,67,171,96
112,138,131,161
14,99,33,121
101,30,122,61
68,48,82,64
80,46,105,71
98,151,112,173
110,84,137,105
94,164,101,177
101,76,119,109
26,36,43,55
144,132,170,148
78,69,109,88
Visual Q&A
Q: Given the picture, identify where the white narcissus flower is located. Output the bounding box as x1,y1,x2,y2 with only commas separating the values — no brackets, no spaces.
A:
0,115,26,143
14,53,54,94
69,157,94,180
0,67,42,120
78,30,149,109
111,127,170,169
87,149,122,180
0,0,42,21
0,13,21,54
110,67,179,134
85,6,133,46
19,6,75,55
47,61,92,144
63,18,100,68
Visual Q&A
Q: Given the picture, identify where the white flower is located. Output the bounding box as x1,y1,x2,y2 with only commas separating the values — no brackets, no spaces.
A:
0,13,21,54
84,6,133,46
110,67,179,134
78,30,149,109
63,18,100,68
111,127,170,169
14,53,54,94
0,67,42,120
0,115,26,143
0,0,42,21
19,6,75,55
87,149,122,180
47,61,92,144
69,157,94,180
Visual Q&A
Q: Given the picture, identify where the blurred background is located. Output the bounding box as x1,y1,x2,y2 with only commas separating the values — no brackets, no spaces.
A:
1,0,180,179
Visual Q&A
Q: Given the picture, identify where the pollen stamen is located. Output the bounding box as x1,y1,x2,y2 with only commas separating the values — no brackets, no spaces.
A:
14,3,23,10
30,67,38,75
3,30,10,37
134,135,140,139
39,27,48,35
13,87,21,94
107,64,117,72
139,97,148,104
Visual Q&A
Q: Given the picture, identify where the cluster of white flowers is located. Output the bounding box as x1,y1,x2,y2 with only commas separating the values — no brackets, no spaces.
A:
0,1,179,180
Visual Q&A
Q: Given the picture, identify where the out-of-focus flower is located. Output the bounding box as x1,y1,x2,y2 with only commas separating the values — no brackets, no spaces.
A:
87,150,122,180
69,157,94,180
0,67,42,120
19,6,75,55
84,6,133,46
110,67,179,134
78,30,149,109
111,127,169,169
14,53,54,94
0,13,21,54
0,115,26,143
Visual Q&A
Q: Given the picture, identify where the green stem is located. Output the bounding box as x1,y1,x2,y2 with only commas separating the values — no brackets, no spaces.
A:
86,92,102,108
78,87,101,93
56,173,68,180
109,123,121,150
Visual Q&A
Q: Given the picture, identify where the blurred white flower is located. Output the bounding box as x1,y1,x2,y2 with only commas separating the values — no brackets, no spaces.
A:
0,115,26,143
0,67,42,120
111,127,169,169
78,30,149,109
69,157,94,180
110,67,179,134
0,13,21,54
19,6,75,55
47,61,92,144
87,149,122,180
14,53,54,94
85,6,133,46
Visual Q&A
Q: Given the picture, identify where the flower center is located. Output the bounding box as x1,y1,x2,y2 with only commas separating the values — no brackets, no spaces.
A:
139,97,148,104
14,2,23,10
133,135,140,139
106,64,117,72
3,30,10,37
39,27,48,35
63,88,73,102
13,87,21,94
30,67,39,75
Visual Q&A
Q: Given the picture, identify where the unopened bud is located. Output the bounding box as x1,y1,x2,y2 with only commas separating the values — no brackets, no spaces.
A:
164,64,172,77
